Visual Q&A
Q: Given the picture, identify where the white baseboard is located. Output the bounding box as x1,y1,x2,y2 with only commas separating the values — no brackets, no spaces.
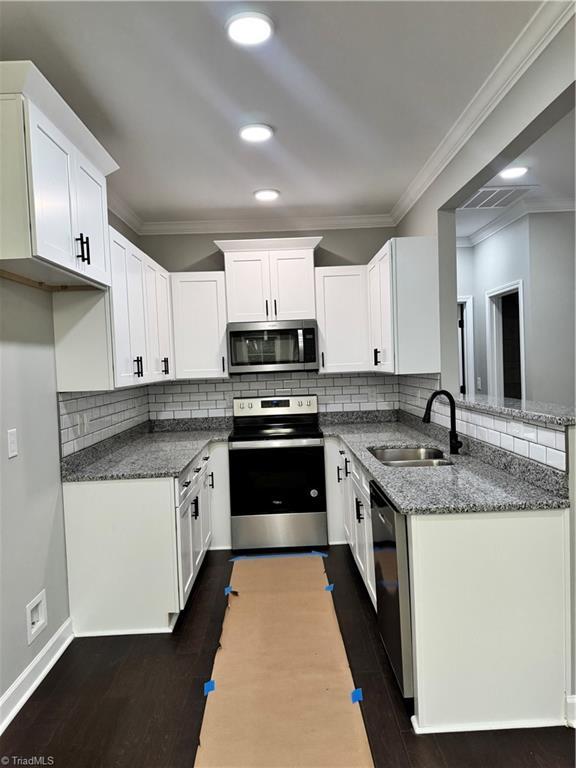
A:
567,695,576,727
411,714,564,735
0,617,74,735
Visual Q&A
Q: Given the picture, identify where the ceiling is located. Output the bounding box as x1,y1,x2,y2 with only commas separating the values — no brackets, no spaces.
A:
0,1,545,226
456,108,575,238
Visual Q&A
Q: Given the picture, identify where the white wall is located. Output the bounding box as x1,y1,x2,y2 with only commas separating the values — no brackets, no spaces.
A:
0,279,70,697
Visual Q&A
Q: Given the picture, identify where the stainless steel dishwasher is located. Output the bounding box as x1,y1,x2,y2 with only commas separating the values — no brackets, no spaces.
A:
370,481,414,698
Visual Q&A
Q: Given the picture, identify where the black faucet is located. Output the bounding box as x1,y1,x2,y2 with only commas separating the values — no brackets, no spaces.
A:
422,390,463,455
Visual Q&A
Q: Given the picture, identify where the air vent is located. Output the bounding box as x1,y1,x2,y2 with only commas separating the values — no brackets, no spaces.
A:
460,186,535,210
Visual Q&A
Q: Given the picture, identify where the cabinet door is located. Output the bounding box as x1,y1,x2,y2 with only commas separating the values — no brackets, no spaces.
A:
315,267,371,373
156,269,174,380
191,494,204,572
26,102,76,270
324,438,349,545
73,151,111,286
177,499,194,608
143,258,162,382
126,246,148,381
377,248,395,372
224,251,271,322
367,258,383,371
363,504,377,609
172,272,228,379
269,249,315,320
202,466,214,551
110,230,139,387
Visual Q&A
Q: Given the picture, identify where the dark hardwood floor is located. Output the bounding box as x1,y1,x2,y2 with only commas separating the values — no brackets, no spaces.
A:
1,546,574,768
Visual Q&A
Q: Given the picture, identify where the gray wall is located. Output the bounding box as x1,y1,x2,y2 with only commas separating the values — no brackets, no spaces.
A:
139,227,395,272
395,20,575,393
0,279,70,696
457,211,575,406
528,211,575,405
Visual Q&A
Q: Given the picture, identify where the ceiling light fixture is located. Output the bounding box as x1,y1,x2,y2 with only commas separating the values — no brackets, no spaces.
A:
254,189,280,202
499,166,528,180
227,12,273,46
240,124,274,143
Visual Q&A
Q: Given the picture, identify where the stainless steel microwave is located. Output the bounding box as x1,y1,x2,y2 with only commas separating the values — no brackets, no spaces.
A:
227,320,319,374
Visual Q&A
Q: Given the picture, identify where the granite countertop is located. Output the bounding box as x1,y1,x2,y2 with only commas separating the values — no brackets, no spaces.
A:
61,430,230,482
324,423,569,515
456,394,575,426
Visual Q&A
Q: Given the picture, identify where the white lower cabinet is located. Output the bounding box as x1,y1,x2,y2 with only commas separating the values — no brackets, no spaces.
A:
326,438,376,609
171,272,228,379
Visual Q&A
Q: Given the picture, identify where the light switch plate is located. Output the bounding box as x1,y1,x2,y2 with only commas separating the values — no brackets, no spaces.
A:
7,428,18,458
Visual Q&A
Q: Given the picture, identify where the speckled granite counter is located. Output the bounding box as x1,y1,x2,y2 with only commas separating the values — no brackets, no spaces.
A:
324,423,569,515
456,394,575,426
61,429,229,482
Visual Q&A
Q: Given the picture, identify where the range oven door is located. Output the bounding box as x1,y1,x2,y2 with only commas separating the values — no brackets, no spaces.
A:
229,439,327,549
227,320,318,374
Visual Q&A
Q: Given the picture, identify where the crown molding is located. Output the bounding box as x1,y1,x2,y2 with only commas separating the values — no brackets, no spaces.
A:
459,196,575,247
214,236,323,252
107,191,144,235
136,213,394,236
390,1,575,226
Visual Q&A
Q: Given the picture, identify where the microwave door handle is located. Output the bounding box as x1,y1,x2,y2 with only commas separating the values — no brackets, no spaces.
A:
298,328,304,362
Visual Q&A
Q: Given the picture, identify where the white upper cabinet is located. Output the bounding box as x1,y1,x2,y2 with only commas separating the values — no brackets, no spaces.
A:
155,269,174,380
216,237,321,322
26,101,76,271
368,237,440,375
171,272,228,379
269,249,316,320
73,151,111,285
315,266,371,373
0,63,117,287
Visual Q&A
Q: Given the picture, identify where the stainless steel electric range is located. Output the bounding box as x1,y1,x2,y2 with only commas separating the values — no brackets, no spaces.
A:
228,395,327,550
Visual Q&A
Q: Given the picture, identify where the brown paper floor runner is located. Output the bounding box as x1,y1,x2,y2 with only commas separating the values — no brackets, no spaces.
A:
194,556,374,768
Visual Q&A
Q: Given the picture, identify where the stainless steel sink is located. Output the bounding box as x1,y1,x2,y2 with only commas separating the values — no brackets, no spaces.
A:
367,447,453,467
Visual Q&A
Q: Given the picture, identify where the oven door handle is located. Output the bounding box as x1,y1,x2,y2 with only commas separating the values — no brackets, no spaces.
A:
229,438,324,450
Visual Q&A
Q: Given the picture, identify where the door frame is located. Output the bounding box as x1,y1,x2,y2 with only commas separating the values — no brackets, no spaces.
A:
485,280,526,399
457,295,475,396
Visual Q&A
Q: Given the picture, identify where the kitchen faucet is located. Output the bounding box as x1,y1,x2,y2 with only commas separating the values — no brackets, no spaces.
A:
422,390,463,455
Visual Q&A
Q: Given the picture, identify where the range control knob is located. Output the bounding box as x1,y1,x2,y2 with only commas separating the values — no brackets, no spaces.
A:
298,400,303,406
248,402,253,409
306,400,311,406
239,403,244,409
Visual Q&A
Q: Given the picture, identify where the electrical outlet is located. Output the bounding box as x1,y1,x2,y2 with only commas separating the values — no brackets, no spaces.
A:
26,589,47,645
476,377,482,390
7,428,18,458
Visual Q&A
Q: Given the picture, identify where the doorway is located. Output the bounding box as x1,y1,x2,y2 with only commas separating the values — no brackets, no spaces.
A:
485,281,525,399
457,296,475,396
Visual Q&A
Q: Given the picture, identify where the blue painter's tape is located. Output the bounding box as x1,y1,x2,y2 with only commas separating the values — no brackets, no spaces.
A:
204,680,216,696
229,550,328,562
325,584,334,592
351,688,363,703
224,586,233,595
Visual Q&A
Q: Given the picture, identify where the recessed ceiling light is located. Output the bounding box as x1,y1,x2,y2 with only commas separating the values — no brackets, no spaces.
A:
254,189,280,202
240,124,274,143
227,12,273,46
499,166,528,180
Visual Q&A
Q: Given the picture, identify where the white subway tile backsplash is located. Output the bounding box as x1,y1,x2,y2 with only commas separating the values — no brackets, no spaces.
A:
546,447,566,470
500,434,514,452
537,427,557,448
528,442,546,464
513,438,529,457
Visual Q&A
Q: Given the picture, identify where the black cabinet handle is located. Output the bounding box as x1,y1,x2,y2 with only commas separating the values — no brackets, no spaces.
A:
339,450,345,456
222,356,226,373
356,498,364,522
209,472,214,488
321,352,325,368
192,497,199,519
337,466,342,483
203,456,209,461
265,299,269,318
274,299,277,318
182,480,191,488
162,357,169,375
133,356,143,377
373,348,380,366
75,233,89,263
344,458,351,477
